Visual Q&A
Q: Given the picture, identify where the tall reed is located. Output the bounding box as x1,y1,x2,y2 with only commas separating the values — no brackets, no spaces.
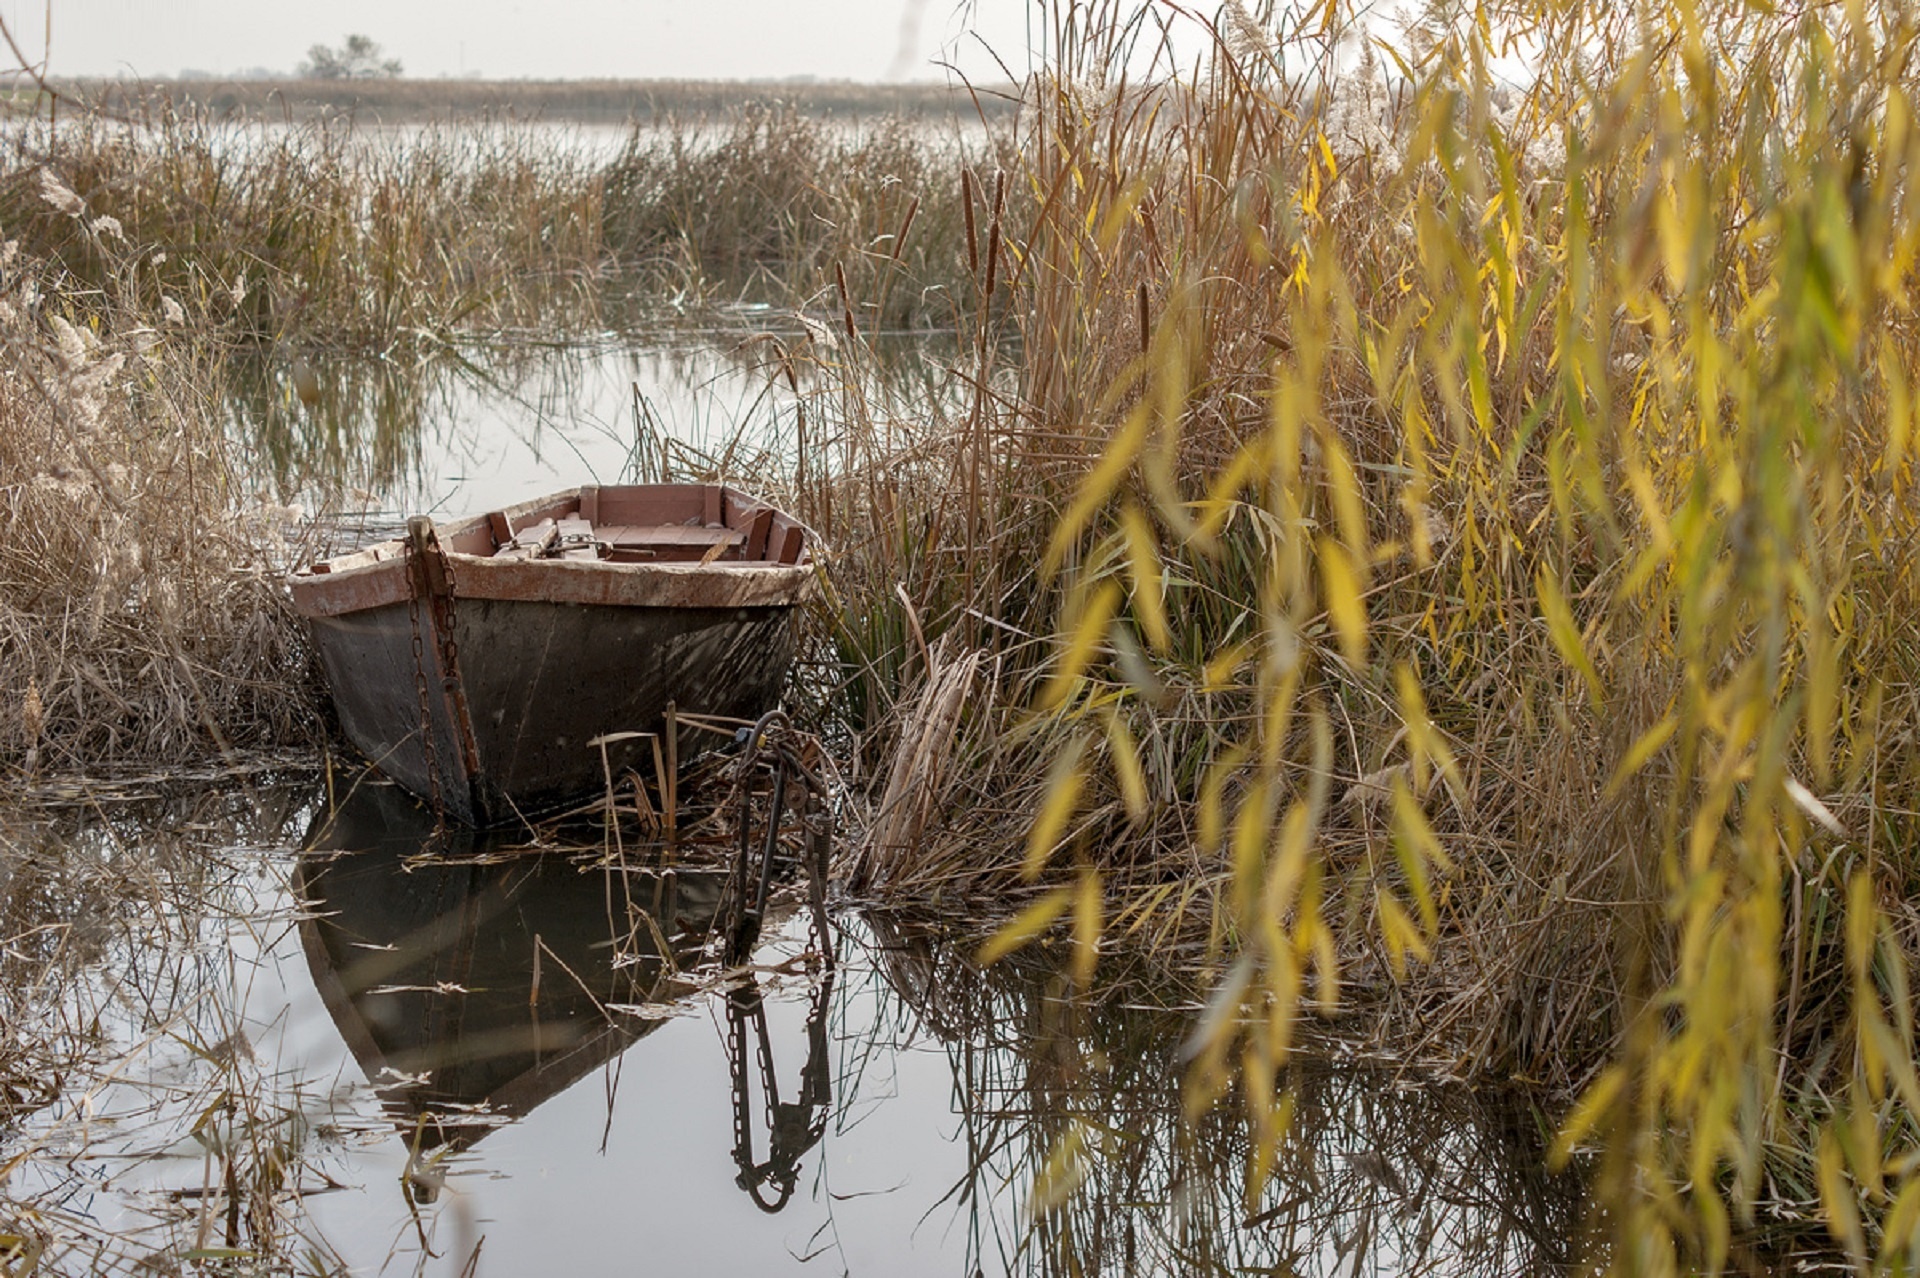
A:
600,104,1007,326
817,0,1920,1266
0,223,314,772
2,109,605,352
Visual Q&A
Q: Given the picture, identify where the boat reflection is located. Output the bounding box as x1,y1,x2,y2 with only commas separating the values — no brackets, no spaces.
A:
295,777,727,1157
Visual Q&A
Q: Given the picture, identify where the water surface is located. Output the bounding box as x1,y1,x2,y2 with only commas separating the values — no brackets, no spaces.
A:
0,325,1586,1275
0,774,1583,1277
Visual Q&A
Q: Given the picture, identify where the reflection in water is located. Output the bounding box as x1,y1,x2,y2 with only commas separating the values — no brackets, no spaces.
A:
728,968,833,1212
864,916,1589,1277
297,778,727,1155
297,773,840,1218
229,320,973,523
0,773,1602,1275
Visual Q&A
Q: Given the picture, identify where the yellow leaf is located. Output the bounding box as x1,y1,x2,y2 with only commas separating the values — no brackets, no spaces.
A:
1030,1120,1091,1212
1536,566,1602,709
1393,662,1462,794
1024,736,1089,878
1606,714,1678,797
1040,581,1123,710
1818,1126,1868,1265
977,887,1072,966
1071,869,1103,987
1104,709,1149,820
1318,536,1368,668
1550,1064,1625,1168
1319,430,1369,561
1044,406,1150,573
1391,782,1446,929
1118,505,1171,652
1847,870,1877,986
1197,745,1247,854
1805,624,1838,788
1377,890,1429,978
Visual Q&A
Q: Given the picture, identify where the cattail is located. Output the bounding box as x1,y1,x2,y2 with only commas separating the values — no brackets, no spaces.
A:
835,262,857,343
962,169,979,277
984,171,1006,303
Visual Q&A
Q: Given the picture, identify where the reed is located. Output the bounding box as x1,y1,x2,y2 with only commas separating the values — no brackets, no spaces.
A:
1,108,606,353
599,103,1007,326
0,227,315,774
802,0,1920,1267
6,101,1001,353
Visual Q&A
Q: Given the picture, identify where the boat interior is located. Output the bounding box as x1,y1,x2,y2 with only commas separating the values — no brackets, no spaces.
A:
313,485,809,571
482,485,805,565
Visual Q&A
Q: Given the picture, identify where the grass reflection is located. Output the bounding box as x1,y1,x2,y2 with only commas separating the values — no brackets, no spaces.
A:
860,914,1586,1277
224,319,968,521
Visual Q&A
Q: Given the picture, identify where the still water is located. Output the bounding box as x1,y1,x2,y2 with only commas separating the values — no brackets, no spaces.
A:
231,315,967,524
1,776,1580,1277
1,336,1585,1275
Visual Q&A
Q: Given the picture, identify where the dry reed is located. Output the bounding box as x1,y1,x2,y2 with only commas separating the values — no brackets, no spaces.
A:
0,211,315,773
786,0,1920,1266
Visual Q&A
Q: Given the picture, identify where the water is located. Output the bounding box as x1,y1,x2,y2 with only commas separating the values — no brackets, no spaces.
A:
0,775,1581,1277
229,317,970,527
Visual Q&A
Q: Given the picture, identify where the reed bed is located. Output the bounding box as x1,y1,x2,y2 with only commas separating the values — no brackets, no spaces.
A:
64,76,1020,127
1,111,606,352
600,103,1011,326
1,102,1003,358
796,0,1920,1267
0,230,314,773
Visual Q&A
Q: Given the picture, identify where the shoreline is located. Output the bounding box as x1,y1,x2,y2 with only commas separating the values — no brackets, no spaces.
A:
48,76,1023,125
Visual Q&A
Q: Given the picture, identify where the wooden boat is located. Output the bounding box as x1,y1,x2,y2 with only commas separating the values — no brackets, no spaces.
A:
289,483,812,826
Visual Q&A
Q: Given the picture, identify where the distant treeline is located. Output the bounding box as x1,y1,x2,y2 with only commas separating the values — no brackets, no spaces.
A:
53,77,1020,124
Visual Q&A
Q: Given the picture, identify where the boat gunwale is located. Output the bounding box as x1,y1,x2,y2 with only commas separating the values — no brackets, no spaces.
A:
287,483,817,618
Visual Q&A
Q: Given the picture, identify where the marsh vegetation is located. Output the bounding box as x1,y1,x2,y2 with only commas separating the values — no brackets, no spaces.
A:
5,0,1920,1270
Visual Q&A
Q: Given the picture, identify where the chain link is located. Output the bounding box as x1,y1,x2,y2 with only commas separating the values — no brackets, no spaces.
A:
430,545,463,704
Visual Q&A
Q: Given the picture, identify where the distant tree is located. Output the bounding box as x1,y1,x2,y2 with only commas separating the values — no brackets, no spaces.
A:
300,34,403,80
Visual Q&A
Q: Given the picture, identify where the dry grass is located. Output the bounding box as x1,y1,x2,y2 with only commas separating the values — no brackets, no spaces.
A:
0,226,316,774
780,0,1920,1267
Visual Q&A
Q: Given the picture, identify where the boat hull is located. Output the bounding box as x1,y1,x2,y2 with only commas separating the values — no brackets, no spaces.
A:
291,484,812,826
308,596,796,824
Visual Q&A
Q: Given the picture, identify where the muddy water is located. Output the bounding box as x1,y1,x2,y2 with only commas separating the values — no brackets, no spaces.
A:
0,777,1583,1277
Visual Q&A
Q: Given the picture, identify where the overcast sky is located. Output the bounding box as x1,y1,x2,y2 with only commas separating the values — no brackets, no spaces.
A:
7,0,1037,82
